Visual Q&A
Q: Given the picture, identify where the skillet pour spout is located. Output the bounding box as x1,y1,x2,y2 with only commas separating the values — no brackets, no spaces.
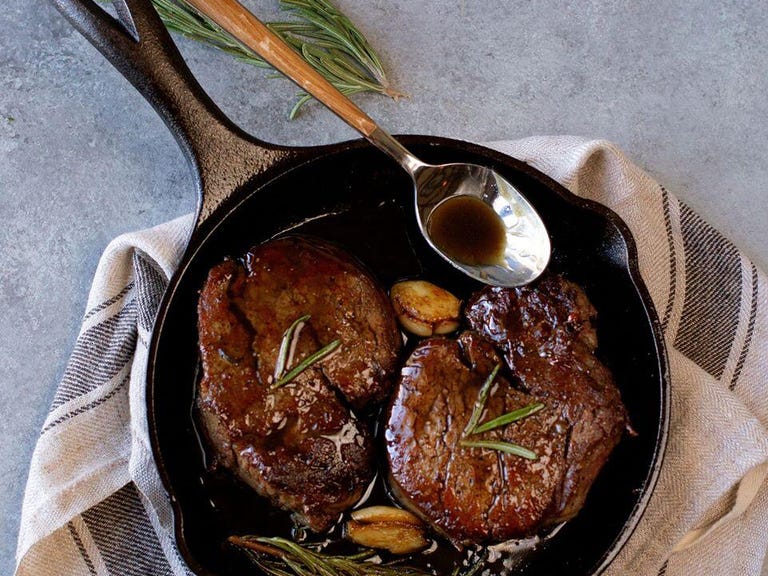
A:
48,1,671,575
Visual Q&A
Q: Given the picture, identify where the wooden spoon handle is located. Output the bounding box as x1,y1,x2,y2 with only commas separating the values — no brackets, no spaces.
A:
184,0,378,136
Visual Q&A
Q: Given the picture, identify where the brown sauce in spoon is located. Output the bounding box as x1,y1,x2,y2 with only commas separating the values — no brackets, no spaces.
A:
428,195,507,266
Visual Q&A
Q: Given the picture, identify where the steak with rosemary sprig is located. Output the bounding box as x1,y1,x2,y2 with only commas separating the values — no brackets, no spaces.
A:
385,275,628,545
197,236,401,532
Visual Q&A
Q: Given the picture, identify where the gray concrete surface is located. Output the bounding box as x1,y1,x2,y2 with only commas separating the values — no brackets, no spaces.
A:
2,0,767,574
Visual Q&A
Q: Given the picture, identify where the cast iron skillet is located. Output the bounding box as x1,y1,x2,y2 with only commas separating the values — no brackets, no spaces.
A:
51,0,670,574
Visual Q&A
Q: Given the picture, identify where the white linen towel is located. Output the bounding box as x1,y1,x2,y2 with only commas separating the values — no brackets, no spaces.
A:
15,136,768,575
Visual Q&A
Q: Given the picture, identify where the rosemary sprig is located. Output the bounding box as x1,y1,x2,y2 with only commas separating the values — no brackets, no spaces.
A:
229,535,432,576
271,314,340,389
151,0,403,118
461,363,543,460
272,339,340,388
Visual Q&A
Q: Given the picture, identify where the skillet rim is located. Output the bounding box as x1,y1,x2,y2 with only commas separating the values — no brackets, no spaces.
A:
146,134,671,576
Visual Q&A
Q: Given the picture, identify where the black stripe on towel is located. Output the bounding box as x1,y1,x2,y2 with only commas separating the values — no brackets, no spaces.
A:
51,299,138,409
730,263,759,391
67,521,98,576
83,283,134,321
42,373,129,435
657,559,668,576
660,187,678,331
674,204,742,379
82,483,174,576
133,251,168,333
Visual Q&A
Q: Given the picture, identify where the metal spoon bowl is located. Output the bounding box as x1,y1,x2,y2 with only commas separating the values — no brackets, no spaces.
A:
187,0,551,287
372,127,551,285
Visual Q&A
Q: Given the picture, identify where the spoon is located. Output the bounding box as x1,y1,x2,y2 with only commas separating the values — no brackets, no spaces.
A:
185,0,550,286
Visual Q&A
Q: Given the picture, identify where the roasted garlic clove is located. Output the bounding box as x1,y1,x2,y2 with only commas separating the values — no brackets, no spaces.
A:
350,505,423,525
390,280,461,337
345,506,429,554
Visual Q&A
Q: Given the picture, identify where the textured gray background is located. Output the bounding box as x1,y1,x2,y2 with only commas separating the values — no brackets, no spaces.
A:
2,0,767,574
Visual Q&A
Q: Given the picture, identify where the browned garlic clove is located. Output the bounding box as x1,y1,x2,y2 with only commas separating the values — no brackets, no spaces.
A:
345,506,429,554
390,280,461,337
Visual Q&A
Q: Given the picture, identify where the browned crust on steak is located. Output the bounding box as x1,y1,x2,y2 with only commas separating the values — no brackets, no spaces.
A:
197,236,401,532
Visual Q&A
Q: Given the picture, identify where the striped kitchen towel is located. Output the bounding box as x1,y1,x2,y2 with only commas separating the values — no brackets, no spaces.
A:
15,136,768,575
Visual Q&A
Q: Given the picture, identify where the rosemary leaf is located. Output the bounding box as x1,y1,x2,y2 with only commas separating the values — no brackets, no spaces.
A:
462,363,501,437
459,439,538,461
271,339,341,389
472,402,545,435
274,314,311,381
289,93,314,119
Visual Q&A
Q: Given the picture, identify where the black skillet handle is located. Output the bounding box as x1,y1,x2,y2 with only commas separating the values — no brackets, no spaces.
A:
50,0,300,223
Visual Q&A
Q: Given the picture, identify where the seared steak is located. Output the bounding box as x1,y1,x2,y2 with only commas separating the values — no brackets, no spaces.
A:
197,236,401,532
465,276,628,523
386,275,627,545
